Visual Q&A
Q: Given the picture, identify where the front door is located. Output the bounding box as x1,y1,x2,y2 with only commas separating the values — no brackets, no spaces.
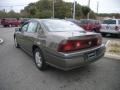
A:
23,21,38,53
17,23,29,48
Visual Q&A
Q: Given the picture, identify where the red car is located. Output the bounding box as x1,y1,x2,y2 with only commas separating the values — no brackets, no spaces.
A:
1,18,20,27
79,19,101,32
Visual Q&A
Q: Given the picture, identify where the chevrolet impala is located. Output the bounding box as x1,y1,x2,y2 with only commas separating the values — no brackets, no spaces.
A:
14,19,105,71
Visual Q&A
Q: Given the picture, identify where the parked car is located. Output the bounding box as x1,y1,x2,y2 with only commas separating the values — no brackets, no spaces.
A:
100,19,120,37
14,19,105,71
0,19,1,25
1,18,20,27
79,19,101,32
65,19,81,26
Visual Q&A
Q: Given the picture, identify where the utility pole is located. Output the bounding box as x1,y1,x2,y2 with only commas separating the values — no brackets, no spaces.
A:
97,1,99,14
73,0,76,20
53,0,55,18
87,0,90,19
88,0,90,7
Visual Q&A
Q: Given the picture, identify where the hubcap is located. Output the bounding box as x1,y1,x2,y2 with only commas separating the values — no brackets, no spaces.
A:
35,52,42,67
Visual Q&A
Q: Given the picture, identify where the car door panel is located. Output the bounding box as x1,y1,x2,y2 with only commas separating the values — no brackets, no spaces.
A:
16,23,29,48
23,32,38,53
23,21,39,53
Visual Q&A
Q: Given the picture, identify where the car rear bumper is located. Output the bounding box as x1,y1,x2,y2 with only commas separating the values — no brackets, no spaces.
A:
44,44,105,71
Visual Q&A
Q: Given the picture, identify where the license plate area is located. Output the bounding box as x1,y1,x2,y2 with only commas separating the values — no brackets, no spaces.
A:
87,51,96,60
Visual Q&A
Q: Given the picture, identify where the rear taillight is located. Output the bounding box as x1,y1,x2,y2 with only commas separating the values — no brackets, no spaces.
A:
58,37,102,52
58,40,81,52
115,26,119,31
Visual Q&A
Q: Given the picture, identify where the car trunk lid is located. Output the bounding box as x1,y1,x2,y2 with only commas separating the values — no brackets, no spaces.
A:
56,32,102,52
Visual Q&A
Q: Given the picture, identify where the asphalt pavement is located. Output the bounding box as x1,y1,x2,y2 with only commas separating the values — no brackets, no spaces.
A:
0,27,120,90
0,25,3,44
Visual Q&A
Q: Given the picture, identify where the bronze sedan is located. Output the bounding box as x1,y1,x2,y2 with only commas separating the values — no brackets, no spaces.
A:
14,19,105,71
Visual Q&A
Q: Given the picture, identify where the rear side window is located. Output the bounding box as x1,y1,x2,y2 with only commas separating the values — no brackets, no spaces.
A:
27,22,38,33
102,20,116,24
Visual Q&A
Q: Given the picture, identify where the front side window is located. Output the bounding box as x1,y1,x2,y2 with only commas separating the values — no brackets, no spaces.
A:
27,22,38,33
21,23,29,32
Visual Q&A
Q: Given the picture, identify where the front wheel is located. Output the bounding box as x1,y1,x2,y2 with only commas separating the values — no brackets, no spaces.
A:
34,48,47,71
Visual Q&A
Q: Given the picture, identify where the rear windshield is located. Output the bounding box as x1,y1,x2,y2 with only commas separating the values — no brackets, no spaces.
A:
102,20,116,24
42,20,84,32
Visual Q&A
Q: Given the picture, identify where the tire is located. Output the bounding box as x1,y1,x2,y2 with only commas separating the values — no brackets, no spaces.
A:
14,37,20,48
101,33,106,37
117,34,120,38
33,48,47,71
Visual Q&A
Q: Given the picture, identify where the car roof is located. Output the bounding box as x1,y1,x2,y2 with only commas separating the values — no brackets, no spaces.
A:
28,18,66,22
22,19,64,25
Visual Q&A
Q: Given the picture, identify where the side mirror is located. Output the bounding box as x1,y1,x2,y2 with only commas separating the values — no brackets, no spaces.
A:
15,28,21,32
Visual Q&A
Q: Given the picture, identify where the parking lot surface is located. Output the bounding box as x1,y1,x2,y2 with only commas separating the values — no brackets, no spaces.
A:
0,27,120,90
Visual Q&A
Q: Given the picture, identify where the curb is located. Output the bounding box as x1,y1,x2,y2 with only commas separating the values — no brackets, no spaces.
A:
0,38,4,44
104,54,120,60
105,40,120,60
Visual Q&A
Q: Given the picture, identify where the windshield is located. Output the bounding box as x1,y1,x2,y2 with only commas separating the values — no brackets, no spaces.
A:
42,20,84,32
102,20,116,24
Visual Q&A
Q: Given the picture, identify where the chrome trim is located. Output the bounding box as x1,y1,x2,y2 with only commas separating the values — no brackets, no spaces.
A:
60,44,105,56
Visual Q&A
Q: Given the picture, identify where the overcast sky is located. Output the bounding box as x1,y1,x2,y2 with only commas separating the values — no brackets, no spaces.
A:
0,0,120,13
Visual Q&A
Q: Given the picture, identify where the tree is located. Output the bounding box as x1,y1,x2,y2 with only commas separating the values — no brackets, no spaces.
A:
20,0,96,19
0,11,7,18
81,6,90,18
7,10,20,18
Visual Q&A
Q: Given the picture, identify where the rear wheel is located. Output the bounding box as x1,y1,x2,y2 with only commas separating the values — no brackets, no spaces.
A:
33,48,47,71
